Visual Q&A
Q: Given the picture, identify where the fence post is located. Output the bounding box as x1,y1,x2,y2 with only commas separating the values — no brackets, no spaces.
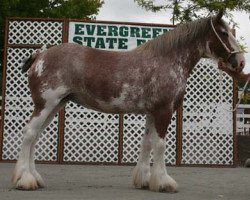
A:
176,104,183,166
118,114,124,165
0,19,10,162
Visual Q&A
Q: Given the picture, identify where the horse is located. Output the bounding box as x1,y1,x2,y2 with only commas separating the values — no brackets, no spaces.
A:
12,10,245,192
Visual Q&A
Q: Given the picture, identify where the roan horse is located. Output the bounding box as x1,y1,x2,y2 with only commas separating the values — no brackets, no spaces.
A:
12,11,245,192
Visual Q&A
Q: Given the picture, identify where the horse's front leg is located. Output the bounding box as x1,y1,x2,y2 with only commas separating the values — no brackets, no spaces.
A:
149,112,178,193
133,115,153,189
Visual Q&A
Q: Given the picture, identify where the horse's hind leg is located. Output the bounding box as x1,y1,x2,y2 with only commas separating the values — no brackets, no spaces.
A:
132,115,153,189
12,109,45,190
28,101,66,188
12,87,68,190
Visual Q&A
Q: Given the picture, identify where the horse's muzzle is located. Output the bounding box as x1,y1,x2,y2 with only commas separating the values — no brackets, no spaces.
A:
235,61,245,73
228,52,245,72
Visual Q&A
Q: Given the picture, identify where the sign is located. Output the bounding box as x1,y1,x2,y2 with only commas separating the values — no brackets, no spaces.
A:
68,22,173,50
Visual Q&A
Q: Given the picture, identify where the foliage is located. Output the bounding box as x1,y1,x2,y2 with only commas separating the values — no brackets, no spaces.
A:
0,0,104,45
0,0,104,84
135,0,250,24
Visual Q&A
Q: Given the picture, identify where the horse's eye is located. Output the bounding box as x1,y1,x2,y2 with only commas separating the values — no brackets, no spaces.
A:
222,31,229,37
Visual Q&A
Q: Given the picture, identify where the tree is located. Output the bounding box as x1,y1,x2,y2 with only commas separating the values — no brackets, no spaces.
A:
135,0,250,24
0,0,104,90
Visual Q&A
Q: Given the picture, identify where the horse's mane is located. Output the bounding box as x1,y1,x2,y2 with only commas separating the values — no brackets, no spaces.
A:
137,17,211,56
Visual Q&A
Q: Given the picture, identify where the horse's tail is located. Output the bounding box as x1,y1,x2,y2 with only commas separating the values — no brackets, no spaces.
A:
21,54,37,73
21,45,47,73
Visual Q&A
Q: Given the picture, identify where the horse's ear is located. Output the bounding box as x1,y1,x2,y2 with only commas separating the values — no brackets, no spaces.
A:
215,10,224,22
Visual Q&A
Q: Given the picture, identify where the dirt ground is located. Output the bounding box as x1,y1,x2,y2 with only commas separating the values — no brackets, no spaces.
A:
0,163,249,200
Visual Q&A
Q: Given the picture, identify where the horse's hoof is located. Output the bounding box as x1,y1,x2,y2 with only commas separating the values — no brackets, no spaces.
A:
12,171,43,190
32,170,46,188
245,158,250,167
132,164,151,189
158,185,178,193
149,174,178,193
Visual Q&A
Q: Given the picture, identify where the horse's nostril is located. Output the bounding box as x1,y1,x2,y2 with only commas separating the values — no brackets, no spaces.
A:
240,61,245,68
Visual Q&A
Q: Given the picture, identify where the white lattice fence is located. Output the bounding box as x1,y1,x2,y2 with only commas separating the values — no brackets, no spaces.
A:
8,20,63,45
1,19,63,161
2,48,59,161
182,59,234,165
122,114,177,165
63,102,119,163
1,19,235,166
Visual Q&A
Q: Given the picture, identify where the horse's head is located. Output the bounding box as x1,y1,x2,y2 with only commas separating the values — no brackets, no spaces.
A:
205,10,245,73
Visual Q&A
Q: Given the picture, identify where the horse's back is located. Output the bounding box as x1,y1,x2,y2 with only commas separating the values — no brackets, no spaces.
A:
28,43,147,113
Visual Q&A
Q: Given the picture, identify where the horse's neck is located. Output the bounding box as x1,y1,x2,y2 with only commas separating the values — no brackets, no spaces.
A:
163,40,204,76
134,37,205,78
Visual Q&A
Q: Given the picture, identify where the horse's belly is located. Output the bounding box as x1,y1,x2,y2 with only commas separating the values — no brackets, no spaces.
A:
69,92,146,114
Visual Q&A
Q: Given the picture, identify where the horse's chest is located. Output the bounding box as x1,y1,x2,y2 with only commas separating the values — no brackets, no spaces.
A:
149,67,187,99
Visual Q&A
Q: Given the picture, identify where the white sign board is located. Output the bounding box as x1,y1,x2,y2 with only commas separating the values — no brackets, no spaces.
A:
68,21,173,50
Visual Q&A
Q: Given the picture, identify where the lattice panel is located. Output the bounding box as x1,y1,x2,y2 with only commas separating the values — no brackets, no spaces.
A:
182,59,234,165
8,20,63,45
122,113,177,165
2,48,59,161
63,102,119,163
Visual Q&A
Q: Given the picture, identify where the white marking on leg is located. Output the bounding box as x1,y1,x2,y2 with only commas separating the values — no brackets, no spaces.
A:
42,86,68,106
13,86,68,189
13,113,48,189
149,123,178,193
133,116,153,188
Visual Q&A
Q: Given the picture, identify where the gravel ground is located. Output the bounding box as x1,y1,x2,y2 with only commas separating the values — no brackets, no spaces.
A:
0,163,250,200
